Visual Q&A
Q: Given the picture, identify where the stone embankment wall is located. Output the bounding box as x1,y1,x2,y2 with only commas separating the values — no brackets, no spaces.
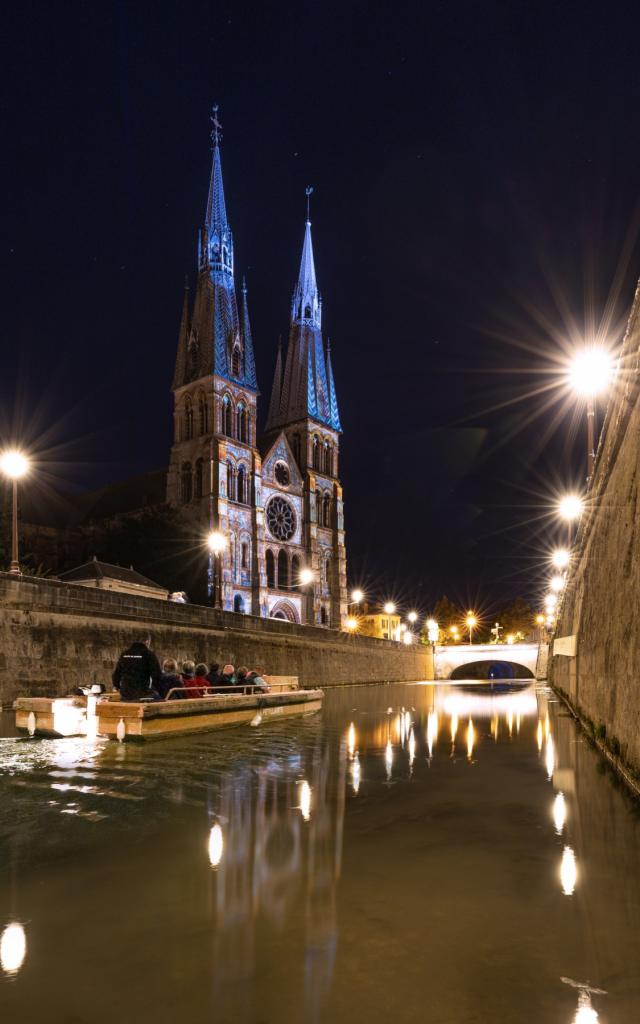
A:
551,281,640,776
0,574,433,705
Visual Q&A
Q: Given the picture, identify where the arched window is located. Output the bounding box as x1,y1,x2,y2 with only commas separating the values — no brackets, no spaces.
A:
226,460,236,502
194,458,204,500
237,404,247,443
181,462,192,503
222,396,232,436
234,594,245,614
237,465,246,505
185,398,194,440
241,541,249,570
266,549,275,588
198,395,208,435
325,554,332,589
323,441,330,475
291,554,300,589
312,436,321,472
231,346,241,378
277,549,289,590
230,535,237,581
323,493,331,528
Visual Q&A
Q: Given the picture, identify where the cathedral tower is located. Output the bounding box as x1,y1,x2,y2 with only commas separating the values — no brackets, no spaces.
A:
167,108,265,615
263,190,347,627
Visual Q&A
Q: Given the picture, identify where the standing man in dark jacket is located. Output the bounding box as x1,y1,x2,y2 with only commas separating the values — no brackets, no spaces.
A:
112,635,162,701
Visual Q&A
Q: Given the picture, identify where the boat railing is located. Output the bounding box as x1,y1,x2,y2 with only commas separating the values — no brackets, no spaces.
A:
162,684,267,701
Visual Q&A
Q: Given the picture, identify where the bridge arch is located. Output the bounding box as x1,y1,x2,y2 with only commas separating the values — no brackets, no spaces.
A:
449,660,534,681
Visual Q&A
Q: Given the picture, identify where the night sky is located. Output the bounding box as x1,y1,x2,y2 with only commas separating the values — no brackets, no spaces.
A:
3,0,640,616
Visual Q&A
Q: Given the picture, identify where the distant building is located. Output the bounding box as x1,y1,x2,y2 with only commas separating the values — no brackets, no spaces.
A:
58,557,169,601
166,109,347,626
359,605,401,641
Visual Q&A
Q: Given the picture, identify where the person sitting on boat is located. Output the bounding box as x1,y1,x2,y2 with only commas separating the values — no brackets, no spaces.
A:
112,634,163,702
220,664,236,686
188,663,210,698
247,668,270,693
158,658,183,700
206,662,222,685
236,666,249,688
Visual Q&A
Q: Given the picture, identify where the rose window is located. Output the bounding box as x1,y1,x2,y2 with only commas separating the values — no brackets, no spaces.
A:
266,496,296,541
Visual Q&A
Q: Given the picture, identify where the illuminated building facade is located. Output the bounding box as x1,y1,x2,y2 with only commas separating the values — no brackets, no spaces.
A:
167,110,348,625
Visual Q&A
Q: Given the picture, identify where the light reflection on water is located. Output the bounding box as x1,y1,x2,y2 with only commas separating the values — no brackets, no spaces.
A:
0,682,639,1021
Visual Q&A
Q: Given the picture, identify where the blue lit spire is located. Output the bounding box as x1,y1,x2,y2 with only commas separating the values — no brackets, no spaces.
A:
326,340,342,431
201,105,233,280
241,277,259,390
291,187,321,328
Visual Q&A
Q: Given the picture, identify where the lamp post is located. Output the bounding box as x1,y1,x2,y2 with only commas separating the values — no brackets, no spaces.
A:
465,612,477,646
551,548,571,571
207,530,227,610
300,567,315,624
568,347,614,481
349,587,364,616
0,451,30,576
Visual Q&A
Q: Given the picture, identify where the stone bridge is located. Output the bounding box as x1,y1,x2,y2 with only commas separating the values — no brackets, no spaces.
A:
434,642,543,680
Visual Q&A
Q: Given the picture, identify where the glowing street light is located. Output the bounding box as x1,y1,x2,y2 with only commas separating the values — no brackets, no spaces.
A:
568,346,614,479
558,494,583,521
383,601,396,615
0,450,30,575
552,548,571,570
465,613,477,645
450,625,459,642
550,574,565,592
407,610,418,624
207,529,227,609
300,567,315,586
351,588,364,604
345,616,358,632
544,594,557,611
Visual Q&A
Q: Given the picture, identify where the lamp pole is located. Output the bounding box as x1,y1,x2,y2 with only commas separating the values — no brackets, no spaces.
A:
1,451,30,576
10,478,19,575
586,395,596,480
207,531,227,611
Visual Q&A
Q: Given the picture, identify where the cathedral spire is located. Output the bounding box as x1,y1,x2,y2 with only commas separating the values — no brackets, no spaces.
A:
241,277,259,391
202,105,233,279
291,187,321,328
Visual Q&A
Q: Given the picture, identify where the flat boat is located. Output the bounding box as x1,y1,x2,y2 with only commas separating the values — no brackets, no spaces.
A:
14,678,323,741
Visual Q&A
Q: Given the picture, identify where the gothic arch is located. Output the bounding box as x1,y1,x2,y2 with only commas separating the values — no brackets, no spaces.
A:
236,463,249,505
291,554,301,589
277,549,289,590
181,462,192,503
270,600,299,623
312,435,321,472
194,457,204,500
237,403,248,443
226,458,237,502
240,532,251,573
197,391,208,435
266,548,276,588
184,396,194,441
221,393,233,436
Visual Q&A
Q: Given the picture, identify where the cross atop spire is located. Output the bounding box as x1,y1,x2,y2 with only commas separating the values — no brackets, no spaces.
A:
291,188,321,328
203,104,233,279
305,185,313,223
211,104,223,147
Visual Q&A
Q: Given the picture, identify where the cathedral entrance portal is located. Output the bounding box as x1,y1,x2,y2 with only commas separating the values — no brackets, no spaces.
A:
270,600,299,624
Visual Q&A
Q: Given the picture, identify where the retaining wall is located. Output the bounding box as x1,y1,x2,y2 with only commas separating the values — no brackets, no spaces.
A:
550,280,640,776
0,574,433,705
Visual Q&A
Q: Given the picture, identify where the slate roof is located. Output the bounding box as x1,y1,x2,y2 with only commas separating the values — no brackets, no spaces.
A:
58,557,166,591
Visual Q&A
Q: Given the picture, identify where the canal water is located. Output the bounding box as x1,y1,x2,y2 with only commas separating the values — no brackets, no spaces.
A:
1,681,639,1023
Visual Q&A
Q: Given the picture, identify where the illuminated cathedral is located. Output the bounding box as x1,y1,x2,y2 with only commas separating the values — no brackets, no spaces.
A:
167,109,347,626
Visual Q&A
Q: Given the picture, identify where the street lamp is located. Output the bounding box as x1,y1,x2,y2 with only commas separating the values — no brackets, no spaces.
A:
300,567,315,586
558,493,584,545
551,548,571,570
345,616,358,632
207,530,227,610
407,611,418,624
544,593,557,612
568,346,614,479
450,625,459,643
465,612,477,645
550,574,565,592
351,588,364,604
383,601,396,615
0,450,30,575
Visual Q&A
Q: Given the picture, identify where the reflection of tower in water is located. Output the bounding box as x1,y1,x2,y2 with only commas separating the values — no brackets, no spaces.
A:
210,739,347,1019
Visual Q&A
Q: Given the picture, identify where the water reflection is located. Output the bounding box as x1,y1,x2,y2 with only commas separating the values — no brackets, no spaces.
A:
208,822,224,867
553,792,567,835
560,845,577,896
0,922,26,976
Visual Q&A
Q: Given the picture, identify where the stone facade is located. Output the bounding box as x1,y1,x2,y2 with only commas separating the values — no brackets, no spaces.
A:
0,574,433,706
551,278,640,773
166,112,347,628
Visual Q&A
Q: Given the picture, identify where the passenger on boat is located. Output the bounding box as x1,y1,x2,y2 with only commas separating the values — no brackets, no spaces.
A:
220,664,236,686
158,658,183,700
187,663,210,698
112,635,163,702
236,666,249,687
206,663,222,685
247,669,270,693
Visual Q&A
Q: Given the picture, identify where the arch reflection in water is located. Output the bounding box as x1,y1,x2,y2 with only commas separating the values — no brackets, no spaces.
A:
553,792,567,835
208,822,224,867
0,921,26,976
561,846,577,895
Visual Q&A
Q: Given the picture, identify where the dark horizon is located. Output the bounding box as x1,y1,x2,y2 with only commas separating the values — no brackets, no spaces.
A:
4,0,640,618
